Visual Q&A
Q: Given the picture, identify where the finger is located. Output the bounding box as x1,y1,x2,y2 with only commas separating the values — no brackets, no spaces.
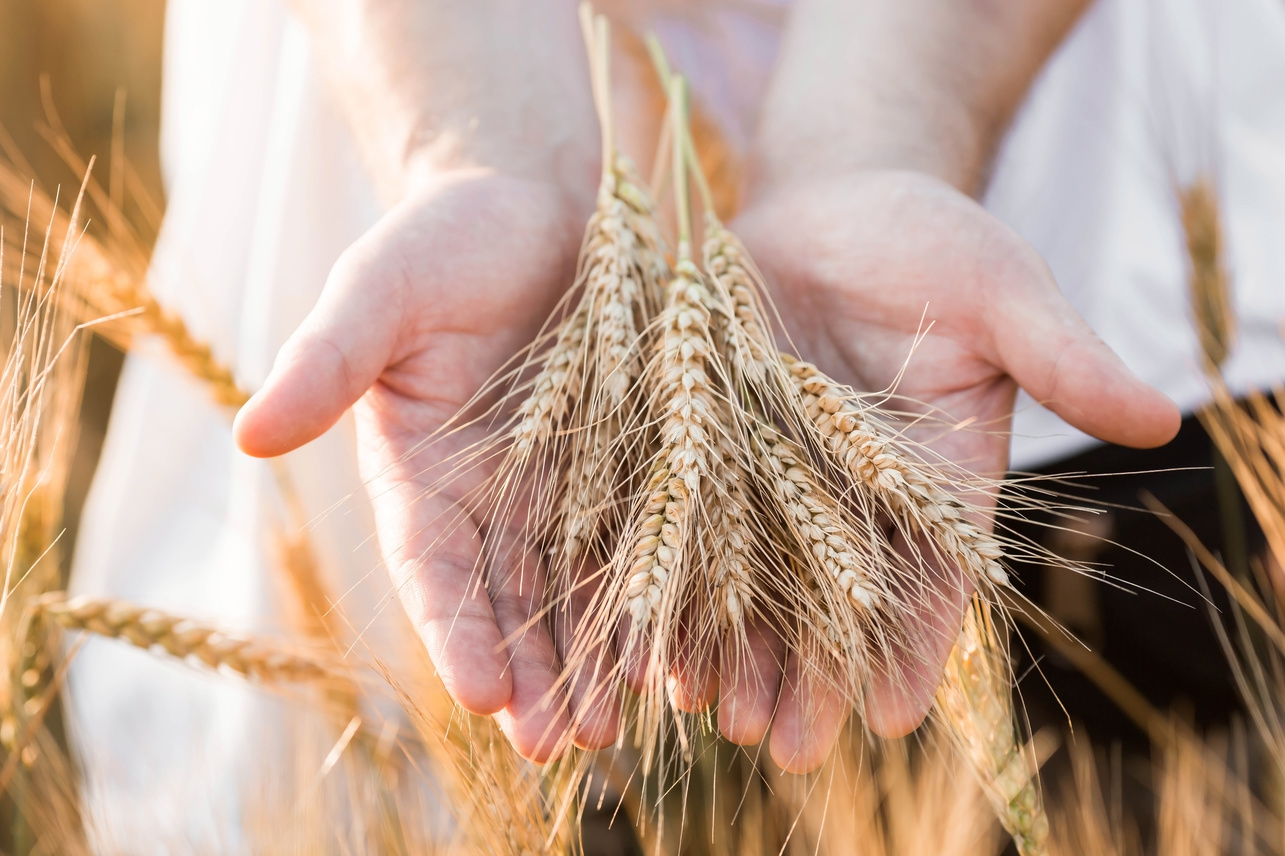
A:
358,391,520,717
235,171,579,460
617,618,653,695
553,562,622,750
392,516,515,716
718,616,786,746
989,252,1181,449
864,530,972,738
668,622,720,713
488,544,573,763
768,648,848,775
235,228,404,458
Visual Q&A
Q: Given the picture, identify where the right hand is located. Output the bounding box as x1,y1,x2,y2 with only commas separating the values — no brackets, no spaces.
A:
237,0,612,760
235,168,607,759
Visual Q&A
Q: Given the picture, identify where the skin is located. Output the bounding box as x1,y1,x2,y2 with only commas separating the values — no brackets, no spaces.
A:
236,0,1181,773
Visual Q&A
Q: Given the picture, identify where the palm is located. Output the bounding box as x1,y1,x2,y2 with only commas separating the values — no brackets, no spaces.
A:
738,171,1031,481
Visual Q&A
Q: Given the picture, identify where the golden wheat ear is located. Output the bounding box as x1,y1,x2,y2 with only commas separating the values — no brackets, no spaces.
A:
936,597,1051,856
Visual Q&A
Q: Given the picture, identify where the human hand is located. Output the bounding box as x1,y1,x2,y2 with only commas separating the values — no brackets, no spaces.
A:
234,0,624,762
725,168,1180,768
235,168,616,760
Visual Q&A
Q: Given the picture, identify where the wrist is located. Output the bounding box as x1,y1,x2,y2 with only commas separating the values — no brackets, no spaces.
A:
301,0,600,208
398,119,600,215
747,0,1089,203
747,114,991,205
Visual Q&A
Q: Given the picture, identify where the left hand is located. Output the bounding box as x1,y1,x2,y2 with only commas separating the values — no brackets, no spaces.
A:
718,167,1180,771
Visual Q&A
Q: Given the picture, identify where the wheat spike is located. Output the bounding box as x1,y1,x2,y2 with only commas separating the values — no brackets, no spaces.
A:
622,258,720,626
937,597,1048,855
786,357,1010,589
1180,178,1234,371
511,304,590,460
36,593,333,684
705,423,757,630
588,177,646,405
702,214,775,388
751,424,882,618
559,409,623,560
554,162,669,563
135,290,249,407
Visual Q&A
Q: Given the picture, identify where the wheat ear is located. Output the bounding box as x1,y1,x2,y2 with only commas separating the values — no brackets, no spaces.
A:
624,461,686,627
134,290,249,407
702,215,775,388
36,593,333,684
750,424,883,618
937,597,1048,856
547,20,669,564
624,260,723,627
786,357,1010,589
1180,178,1234,370
705,420,757,630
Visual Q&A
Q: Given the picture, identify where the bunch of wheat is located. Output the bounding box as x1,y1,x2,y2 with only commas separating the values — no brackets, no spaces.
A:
402,7,1062,851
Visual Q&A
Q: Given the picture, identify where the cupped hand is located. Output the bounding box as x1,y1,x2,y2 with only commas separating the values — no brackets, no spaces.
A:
726,168,1181,768
235,169,606,760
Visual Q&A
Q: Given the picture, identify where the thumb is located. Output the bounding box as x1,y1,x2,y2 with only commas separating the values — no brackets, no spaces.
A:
992,268,1181,450
234,239,402,458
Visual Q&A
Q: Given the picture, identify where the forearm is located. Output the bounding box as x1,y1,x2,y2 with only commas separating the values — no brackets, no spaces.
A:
288,0,599,201
752,0,1092,197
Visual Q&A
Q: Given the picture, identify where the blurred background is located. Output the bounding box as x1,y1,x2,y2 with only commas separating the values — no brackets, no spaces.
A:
0,0,164,577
